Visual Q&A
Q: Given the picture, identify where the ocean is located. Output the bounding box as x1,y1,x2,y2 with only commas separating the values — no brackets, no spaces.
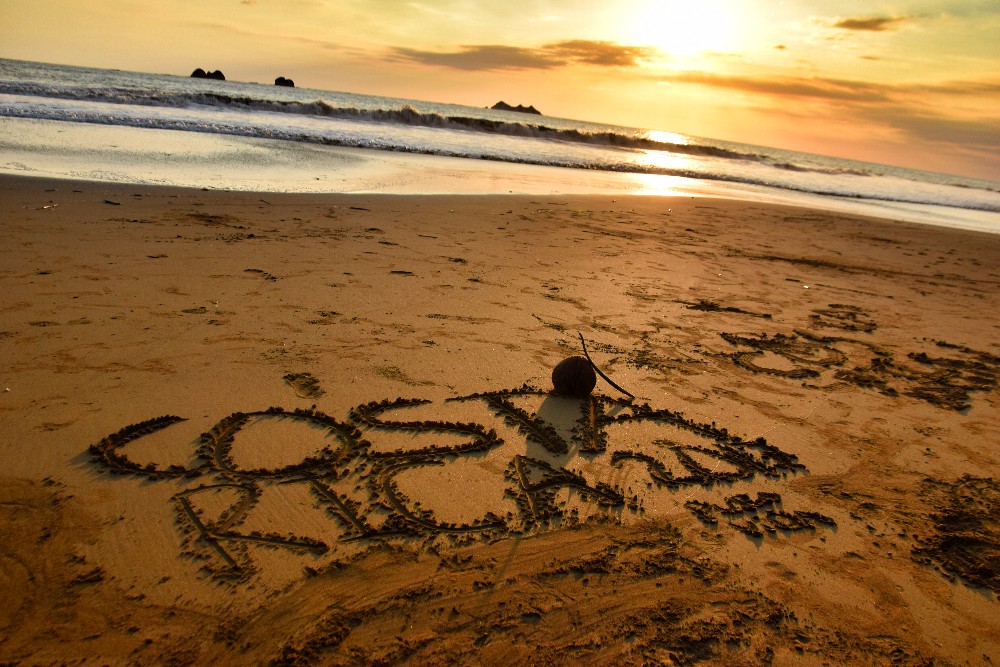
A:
2,58,998,232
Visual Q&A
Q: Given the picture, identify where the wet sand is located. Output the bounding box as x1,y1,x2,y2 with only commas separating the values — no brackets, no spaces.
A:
1,174,997,664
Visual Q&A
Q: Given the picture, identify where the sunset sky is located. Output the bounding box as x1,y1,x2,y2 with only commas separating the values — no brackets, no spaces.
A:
2,0,999,180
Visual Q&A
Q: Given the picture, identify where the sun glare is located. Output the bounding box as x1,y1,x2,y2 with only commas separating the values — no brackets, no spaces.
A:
625,0,741,61
646,130,690,145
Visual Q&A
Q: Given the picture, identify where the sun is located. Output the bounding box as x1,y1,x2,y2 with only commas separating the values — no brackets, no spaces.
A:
623,0,743,61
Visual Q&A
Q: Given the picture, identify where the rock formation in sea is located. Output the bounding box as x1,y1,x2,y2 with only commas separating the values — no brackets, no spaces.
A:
491,101,542,115
190,68,226,81
274,77,295,87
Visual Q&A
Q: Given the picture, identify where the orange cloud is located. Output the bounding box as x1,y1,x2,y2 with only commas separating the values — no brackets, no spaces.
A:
853,107,1000,149
666,72,890,102
832,16,911,31
390,45,559,70
662,71,1000,103
547,41,655,67
660,71,1000,159
390,40,656,71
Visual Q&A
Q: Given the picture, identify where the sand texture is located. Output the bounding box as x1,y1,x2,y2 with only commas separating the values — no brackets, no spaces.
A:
1,175,998,665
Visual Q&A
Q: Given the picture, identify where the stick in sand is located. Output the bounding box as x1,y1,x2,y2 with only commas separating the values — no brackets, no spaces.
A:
578,333,635,399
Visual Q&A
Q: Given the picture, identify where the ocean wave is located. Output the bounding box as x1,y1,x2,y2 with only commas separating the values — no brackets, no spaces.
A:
0,80,770,162
3,103,997,214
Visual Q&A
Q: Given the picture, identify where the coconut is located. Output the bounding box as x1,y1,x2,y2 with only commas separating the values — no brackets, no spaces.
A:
551,356,597,397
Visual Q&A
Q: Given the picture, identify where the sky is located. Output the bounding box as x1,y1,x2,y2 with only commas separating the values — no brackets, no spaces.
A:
2,0,999,181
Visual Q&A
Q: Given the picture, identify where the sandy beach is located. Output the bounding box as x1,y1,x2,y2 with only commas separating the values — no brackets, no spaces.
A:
1,173,997,665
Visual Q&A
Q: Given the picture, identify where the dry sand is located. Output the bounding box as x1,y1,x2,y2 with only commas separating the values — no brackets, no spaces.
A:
1,174,997,665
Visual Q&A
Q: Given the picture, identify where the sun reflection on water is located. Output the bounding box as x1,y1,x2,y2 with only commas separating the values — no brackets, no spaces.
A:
645,129,690,145
625,172,705,196
636,146,700,175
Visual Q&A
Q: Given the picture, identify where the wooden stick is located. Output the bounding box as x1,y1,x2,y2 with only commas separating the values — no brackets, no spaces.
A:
578,333,635,399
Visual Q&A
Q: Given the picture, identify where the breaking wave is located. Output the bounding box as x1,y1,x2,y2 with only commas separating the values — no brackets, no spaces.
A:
0,80,777,163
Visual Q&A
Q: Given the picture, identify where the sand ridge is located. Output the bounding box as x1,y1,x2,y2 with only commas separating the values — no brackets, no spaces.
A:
1,175,998,664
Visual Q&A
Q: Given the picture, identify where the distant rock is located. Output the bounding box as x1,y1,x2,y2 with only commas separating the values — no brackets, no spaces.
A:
191,68,226,81
491,101,541,115
274,76,295,88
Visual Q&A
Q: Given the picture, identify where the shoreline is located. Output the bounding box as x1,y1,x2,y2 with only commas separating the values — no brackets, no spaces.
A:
1,174,997,664
3,117,999,233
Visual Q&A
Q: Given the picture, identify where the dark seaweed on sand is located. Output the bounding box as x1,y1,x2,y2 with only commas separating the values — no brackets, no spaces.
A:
719,307,1000,411
913,476,999,593
685,493,835,539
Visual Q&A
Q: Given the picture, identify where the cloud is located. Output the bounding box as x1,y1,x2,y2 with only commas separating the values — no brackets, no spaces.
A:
910,79,1000,96
854,106,1000,152
660,71,1000,104
190,20,357,53
390,45,560,71
832,16,910,31
390,40,655,71
665,72,891,102
661,70,1000,157
546,41,655,67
